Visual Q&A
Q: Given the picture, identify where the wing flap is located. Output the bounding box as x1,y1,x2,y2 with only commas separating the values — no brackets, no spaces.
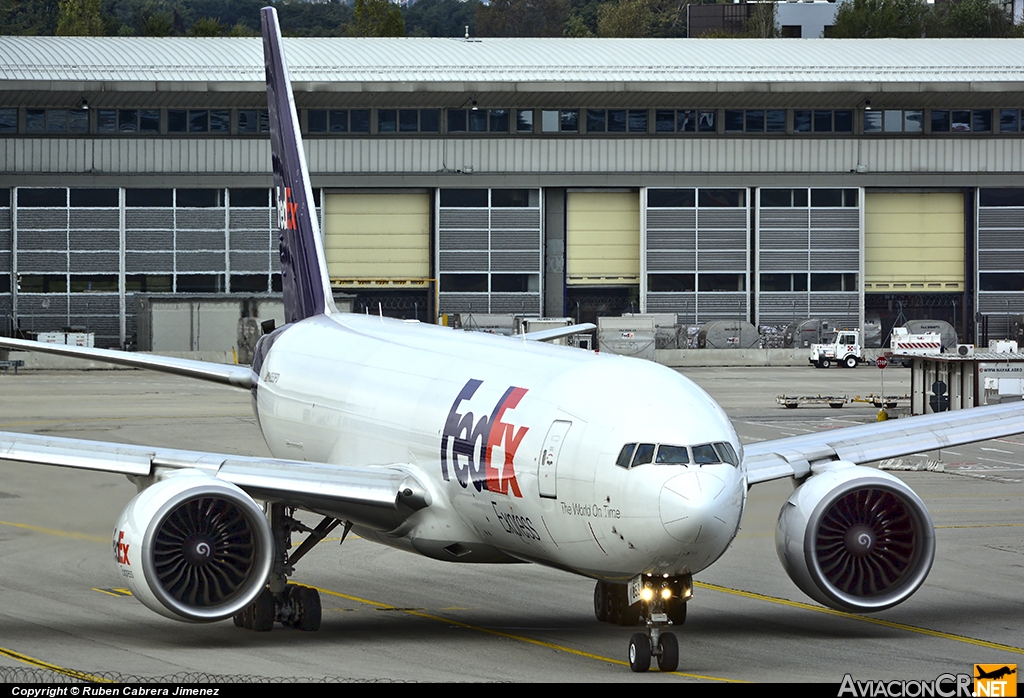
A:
522,323,597,343
744,401,1024,484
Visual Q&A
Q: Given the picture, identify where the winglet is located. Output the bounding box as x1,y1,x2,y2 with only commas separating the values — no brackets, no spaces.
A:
261,7,337,324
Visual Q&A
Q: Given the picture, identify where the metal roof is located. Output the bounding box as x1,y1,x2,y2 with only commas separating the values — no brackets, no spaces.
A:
1,36,1023,89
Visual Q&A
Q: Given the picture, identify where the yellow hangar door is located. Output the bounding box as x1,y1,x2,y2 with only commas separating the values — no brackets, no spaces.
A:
864,192,965,293
566,191,640,285
321,192,431,286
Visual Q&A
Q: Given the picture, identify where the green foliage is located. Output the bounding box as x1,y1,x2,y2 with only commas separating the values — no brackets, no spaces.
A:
476,0,570,37
56,0,105,35
352,0,405,37
563,12,593,36
829,0,927,38
925,0,1015,37
597,0,651,37
1,0,61,34
138,10,174,36
404,0,480,38
743,1,776,38
187,15,226,36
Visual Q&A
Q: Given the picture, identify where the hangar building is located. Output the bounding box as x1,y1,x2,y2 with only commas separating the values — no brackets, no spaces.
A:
1,36,1023,348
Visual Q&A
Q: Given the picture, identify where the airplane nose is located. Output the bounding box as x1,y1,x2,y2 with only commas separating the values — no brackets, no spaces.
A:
659,470,730,543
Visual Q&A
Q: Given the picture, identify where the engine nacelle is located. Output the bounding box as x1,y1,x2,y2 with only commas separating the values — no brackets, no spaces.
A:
776,463,935,613
114,470,273,622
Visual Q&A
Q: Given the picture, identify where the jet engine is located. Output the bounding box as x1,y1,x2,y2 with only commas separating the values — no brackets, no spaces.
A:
775,464,935,613
113,469,273,622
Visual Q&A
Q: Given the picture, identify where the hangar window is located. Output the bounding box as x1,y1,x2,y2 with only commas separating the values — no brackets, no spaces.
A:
698,189,745,207
793,109,852,133
980,273,1024,292
70,275,118,293
760,188,808,207
69,189,118,208
999,109,1022,133
0,108,16,133
654,109,715,133
864,109,923,134
447,109,509,133
516,110,534,133
698,274,745,292
810,188,857,207
979,189,1024,207
17,188,66,207
760,273,808,292
125,189,173,207
648,273,695,292
0,275,8,293
25,109,45,133
231,274,269,293
238,109,269,133
724,110,785,133
931,109,991,133
125,275,172,292
306,109,369,134
811,273,858,292
177,274,225,293
177,189,224,208
586,109,648,133
647,188,696,207
0,189,9,206
230,189,269,207
18,275,66,293
540,110,579,133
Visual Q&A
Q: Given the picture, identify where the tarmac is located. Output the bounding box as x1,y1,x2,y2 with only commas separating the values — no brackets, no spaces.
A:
0,365,1021,683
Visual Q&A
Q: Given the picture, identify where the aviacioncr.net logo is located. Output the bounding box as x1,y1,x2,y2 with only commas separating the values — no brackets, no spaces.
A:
838,673,974,698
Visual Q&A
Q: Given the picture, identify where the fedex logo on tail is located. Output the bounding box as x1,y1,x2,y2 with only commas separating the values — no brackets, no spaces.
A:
441,379,530,498
274,185,299,232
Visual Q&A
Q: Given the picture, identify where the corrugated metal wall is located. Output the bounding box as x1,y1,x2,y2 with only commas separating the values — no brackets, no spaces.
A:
5,138,1024,175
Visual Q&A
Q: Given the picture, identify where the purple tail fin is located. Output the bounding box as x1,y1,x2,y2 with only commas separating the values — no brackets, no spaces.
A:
261,7,336,324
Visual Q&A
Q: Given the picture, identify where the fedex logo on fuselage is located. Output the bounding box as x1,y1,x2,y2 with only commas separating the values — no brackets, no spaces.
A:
440,379,529,498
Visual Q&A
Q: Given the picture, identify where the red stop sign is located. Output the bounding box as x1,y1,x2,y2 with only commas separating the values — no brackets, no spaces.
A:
876,356,888,369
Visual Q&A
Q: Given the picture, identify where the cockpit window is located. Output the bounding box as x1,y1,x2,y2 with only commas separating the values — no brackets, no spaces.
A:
656,445,690,464
632,443,656,467
692,443,721,464
715,442,739,466
616,443,636,469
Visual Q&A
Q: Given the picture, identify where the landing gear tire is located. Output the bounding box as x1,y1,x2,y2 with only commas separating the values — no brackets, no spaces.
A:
665,597,687,625
594,582,609,622
251,588,274,632
629,632,652,673
607,584,640,626
844,356,858,369
657,632,679,672
295,585,322,632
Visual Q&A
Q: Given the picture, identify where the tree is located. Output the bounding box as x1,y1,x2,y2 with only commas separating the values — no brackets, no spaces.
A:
352,0,405,37
56,0,105,35
404,0,481,38
0,0,61,34
743,1,777,38
188,15,227,36
829,0,928,38
476,0,570,37
926,0,1016,37
596,0,651,37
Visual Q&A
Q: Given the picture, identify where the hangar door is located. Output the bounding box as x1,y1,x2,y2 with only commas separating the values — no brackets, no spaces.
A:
864,193,964,293
321,192,431,285
566,191,640,286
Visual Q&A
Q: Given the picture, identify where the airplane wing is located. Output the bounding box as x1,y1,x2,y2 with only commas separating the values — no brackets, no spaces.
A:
0,430,429,532
0,336,253,389
743,400,1024,484
522,323,597,343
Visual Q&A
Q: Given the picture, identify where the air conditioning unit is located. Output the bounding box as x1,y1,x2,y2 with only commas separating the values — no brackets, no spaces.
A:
955,344,975,357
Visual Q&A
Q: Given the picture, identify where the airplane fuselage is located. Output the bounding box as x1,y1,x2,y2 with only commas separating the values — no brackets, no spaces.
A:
252,313,747,582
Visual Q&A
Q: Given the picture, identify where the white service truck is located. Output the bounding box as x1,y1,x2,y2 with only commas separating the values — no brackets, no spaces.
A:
809,329,862,368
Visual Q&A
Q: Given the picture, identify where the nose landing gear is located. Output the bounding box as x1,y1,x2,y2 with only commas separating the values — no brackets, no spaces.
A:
596,573,692,673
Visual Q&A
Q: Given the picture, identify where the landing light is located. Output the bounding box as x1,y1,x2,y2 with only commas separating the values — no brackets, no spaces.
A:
640,587,654,602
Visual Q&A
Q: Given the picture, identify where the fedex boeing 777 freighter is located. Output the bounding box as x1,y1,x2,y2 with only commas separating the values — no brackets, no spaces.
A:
3,7,1024,673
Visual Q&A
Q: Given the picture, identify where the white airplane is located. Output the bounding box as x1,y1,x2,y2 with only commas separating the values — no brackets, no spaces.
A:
3,7,1024,674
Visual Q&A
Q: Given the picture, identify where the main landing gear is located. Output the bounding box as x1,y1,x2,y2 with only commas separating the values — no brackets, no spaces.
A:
594,574,692,673
233,504,351,632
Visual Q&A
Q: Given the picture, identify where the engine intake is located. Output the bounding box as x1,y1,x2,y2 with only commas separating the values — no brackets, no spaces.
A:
776,464,935,613
115,470,273,622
